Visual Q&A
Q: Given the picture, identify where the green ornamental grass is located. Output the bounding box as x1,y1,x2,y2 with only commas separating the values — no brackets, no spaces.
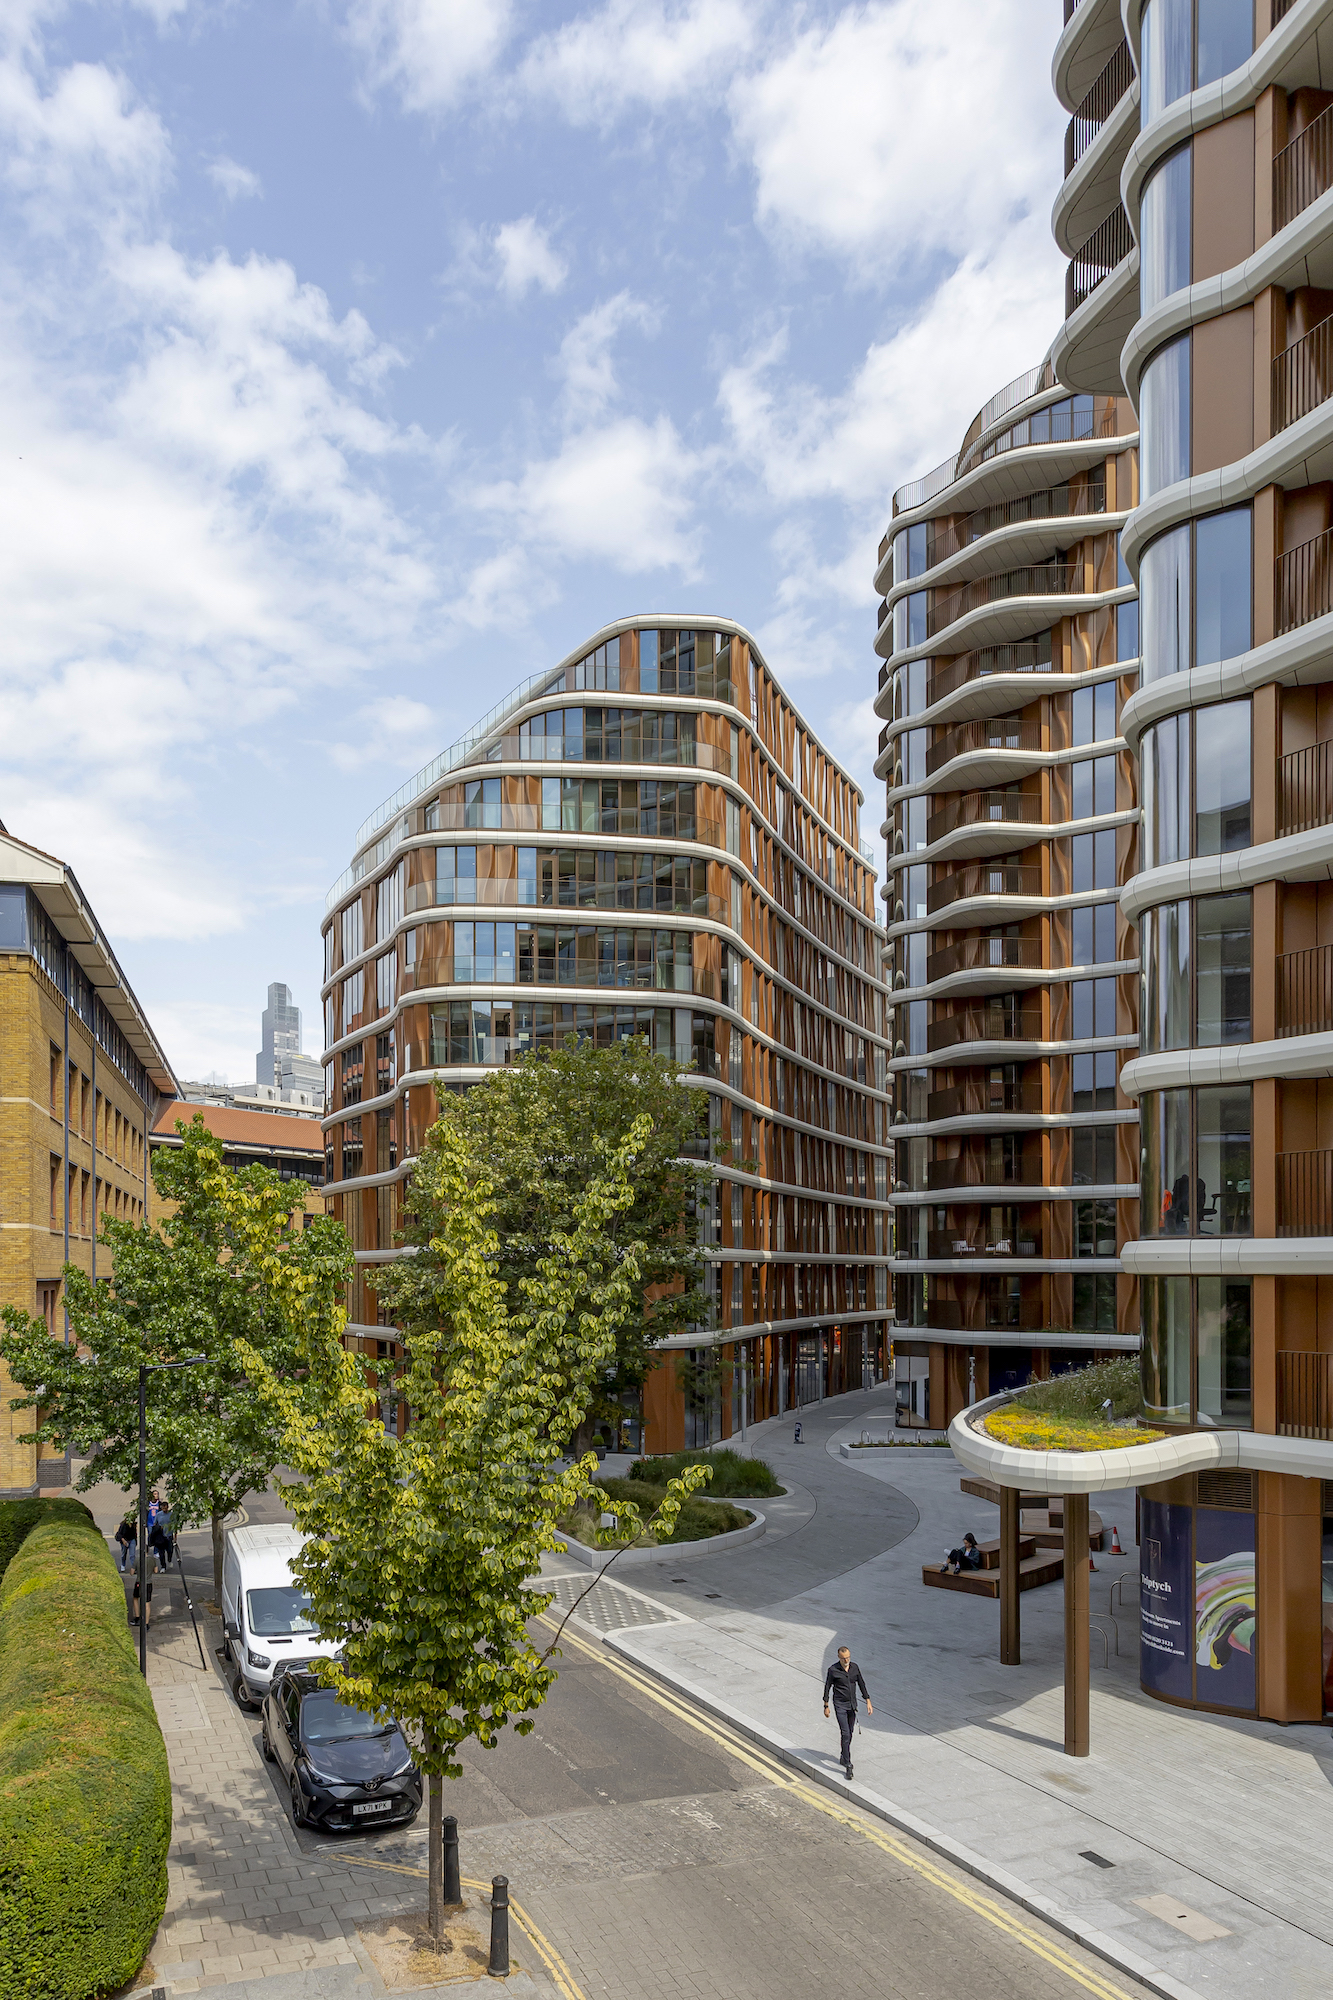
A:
0,1500,170,1999
627,1447,784,1498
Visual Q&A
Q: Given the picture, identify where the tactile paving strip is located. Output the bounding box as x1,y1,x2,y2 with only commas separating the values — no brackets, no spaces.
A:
537,1570,687,1635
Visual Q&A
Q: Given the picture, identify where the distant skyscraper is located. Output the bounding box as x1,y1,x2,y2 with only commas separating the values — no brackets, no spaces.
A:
256,982,303,1090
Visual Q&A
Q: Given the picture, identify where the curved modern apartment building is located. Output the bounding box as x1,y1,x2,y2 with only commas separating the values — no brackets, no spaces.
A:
873,363,1142,1433
321,620,891,1454
1053,0,1333,1725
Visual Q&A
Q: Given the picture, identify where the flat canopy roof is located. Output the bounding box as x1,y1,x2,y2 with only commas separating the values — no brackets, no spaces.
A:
153,1101,325,1157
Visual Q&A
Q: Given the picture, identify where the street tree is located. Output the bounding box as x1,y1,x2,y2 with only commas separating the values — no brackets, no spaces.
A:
0,1116,353,1593
243,1115,707,1943
377,1036,713,1445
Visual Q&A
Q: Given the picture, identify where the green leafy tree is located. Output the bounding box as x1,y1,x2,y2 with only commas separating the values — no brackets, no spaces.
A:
244,1115,707,1942
378,1037,713,1447
0,1116,353,1594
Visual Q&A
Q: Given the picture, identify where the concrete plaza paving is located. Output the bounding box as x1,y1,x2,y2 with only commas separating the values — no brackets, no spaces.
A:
602,1384,1333,2000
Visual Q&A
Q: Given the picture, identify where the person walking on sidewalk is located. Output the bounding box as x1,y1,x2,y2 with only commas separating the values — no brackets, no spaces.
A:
823,1646,872,1780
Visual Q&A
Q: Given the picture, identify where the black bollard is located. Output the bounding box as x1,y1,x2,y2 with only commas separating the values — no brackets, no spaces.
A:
488,1875,510,1978
442,1814,461,1906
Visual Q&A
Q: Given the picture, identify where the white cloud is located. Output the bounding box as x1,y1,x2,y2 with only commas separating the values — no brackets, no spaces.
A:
556,290,652,420
325,694,436,773
0,25,443,946
208,154,262,200
148,999,271,1087
718,210,1065,513
493,215,566,299
341,0,513,111
730,0,1061,266
520,0,754,119
473,414,707,572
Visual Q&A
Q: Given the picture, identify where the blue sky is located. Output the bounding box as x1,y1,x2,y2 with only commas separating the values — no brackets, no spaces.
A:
0,0,1067,1082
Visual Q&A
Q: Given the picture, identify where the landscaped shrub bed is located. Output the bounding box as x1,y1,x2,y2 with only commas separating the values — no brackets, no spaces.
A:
0,1499,170,1999
560,1474,753,1547
627,1447,783,1497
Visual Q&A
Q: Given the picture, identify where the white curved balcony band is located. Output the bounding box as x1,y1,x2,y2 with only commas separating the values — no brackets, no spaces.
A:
1054,74,1141,260
881,508,1129,610
1120,821,1333,927
1051,243,1139,397
888,957,1140,1011
948,1390,1333,1493
1053,0,1129,113
1123,1236,1333,1275
889,1037,1139,1076
884,735,1129,810
1122,1033,1333,1099
883,799,1140,871
892,1179,1136,1200
874,434,1123,602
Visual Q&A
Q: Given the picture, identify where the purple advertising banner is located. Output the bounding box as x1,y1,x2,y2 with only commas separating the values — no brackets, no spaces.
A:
1140,1498,1193,1701
1194,1508,1256,1713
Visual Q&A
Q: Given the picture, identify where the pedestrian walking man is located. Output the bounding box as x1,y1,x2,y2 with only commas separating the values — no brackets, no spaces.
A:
822,1645,872,1780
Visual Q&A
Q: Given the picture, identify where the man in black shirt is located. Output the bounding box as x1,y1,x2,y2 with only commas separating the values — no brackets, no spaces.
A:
822,1646,872,1779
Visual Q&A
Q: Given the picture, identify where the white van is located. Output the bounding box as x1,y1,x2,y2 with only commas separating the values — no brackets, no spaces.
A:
220,1525,340,1707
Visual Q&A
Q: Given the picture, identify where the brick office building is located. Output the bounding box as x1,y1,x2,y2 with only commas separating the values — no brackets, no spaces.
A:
0,829,178,1497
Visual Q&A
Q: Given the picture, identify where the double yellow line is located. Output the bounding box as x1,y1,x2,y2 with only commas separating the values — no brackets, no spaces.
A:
325,1613,1137,2000
540,1614,1137,2000
325,1852,583,1999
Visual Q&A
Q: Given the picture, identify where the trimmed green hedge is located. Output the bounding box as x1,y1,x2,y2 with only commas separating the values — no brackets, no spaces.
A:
0,1499,171,1998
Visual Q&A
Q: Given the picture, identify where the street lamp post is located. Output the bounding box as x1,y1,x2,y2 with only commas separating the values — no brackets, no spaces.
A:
137,1357,210,1679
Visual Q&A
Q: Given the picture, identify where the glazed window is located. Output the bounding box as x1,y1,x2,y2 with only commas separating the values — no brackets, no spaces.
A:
1117,533,1139,662
1141,892,1251,1051
892,591,928,655
1071,1050,1118,1110
1142,698,1251,865
977,395,1096,461
1140,144,1192,314
1141,1084,1251,1237
1194,509,1251,665
1139,335,1191,499
436,846,477,904
891,658,930,721
1070,977,1117,1038
1141,1274,1251,1429
1070,899,1116,968
464,778,502,827
1071,679,1117,747
1069,754,1116,819
891,523,931,584
1141,508,1251,681
1140,0,1251,124
1070,828,1117,893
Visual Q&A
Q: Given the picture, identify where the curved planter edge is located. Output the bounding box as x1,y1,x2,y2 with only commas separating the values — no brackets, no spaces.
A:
553,1507,766,1569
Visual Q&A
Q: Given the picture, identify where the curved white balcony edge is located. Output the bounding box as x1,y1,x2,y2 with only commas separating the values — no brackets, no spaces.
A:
1120,624,1333,760
1122,1237,1333,1275
1121,822,1333,925
948,1389,1333,1493
1122,1033,1333,1098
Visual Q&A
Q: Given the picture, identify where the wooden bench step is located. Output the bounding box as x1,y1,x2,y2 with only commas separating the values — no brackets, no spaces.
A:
970,1535,1037,1571
922,1550,1065,1599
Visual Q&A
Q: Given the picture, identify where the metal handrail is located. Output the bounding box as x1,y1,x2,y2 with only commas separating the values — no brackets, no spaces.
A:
926,1007,1043,1052
925,936,1044,982
927,791,1043,844
935,481,1107,565
928,565,1082,641
1279,941,1333,1036
1272,311,1333,434
1065,41,1134,176
928,643,1056,706
1066,205,1133,318
1276,525,1333,635
927,865,1042,915
1274,100,1333,233
1278,741,1333,835
927,720,1042,779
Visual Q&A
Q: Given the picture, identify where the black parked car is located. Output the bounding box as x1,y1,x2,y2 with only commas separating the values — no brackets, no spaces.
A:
261,1667,422,1833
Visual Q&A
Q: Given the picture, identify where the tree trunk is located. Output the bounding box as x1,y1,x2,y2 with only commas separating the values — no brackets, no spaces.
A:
428,1770,443,1941
211,1504,226,1602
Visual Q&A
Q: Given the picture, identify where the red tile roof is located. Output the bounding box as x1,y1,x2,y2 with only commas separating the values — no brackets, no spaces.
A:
152,1101,324,1156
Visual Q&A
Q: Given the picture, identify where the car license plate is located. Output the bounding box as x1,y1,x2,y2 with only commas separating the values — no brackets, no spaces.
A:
352,1800,394,1816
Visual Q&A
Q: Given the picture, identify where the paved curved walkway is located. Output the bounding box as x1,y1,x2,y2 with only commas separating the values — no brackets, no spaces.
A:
603,1383,920,1618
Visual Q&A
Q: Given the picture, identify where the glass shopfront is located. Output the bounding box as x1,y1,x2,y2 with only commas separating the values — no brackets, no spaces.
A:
1141,1486,1256,1713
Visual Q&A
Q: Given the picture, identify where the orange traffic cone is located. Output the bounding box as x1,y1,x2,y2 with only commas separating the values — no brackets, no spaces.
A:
1110,1526,1123,1554
1089,1555,1098,1572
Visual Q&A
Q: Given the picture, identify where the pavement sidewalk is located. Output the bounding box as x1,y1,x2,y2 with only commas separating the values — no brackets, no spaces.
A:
600,1390,1333,2000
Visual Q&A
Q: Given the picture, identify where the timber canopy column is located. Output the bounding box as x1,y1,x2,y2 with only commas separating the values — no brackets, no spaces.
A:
1063,1492,1089,1756
1000,1483,1020,1665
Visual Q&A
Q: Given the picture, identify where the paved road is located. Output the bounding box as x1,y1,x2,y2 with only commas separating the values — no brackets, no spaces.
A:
84,1435,1139,2000
612,1386,921,1618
